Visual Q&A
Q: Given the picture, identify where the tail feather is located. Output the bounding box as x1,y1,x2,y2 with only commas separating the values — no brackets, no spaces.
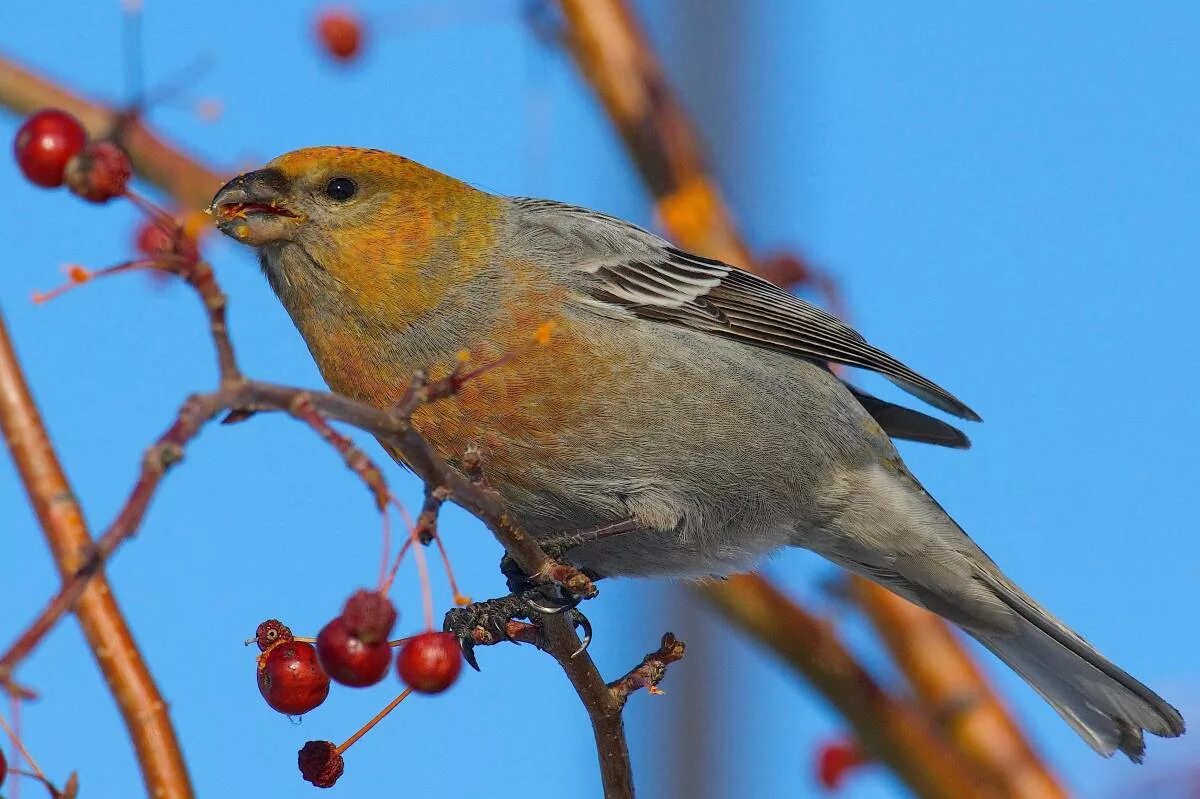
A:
972,570,1185,762
831,464,1185,762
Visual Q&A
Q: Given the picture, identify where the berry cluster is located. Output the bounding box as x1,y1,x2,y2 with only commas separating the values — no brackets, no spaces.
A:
14,109,130,202
255,590,463,788
12,111,467,790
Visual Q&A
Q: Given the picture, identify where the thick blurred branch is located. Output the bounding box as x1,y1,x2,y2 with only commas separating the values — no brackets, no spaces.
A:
555,0,749,267
553,1,1064,796
0,308,194,798
0,55,224,209
851,580,1066,798
705,575,989,799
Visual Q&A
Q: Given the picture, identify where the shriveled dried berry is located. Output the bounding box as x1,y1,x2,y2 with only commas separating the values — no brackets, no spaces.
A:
64,141,131,203
254,619,294,652
340,589,396,644
298,740,344,789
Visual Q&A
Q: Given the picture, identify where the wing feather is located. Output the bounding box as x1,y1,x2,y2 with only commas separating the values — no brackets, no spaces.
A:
514,198,980,421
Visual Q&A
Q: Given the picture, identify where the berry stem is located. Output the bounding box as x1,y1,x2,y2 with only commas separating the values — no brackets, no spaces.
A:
335,688,412,756
376,507,392,592
381,534,414,594
429,528,470,605
388,499,435,629
31,259,158,304
410,523,435,631
0,708,45,784
125,188,182,232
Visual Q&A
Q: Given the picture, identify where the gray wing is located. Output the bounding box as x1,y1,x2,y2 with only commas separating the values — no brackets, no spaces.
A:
513,197,980,422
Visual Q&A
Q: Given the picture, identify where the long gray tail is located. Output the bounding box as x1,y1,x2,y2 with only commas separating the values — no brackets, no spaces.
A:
968,570,1184,762
834,465,1185,761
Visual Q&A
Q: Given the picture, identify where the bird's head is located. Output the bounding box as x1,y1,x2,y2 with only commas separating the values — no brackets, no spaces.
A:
209,146,503,325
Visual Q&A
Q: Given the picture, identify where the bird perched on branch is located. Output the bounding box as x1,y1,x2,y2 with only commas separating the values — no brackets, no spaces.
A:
212,146,1183,762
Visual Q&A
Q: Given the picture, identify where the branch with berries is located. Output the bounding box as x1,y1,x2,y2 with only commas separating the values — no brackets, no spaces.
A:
0,97,687,796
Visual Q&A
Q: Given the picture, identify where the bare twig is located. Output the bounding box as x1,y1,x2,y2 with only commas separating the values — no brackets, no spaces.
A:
608,633,686,709
287,393,391,511
0,308,194,798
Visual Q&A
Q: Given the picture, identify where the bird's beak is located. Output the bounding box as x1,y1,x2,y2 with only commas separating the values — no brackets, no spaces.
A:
209,168,301,246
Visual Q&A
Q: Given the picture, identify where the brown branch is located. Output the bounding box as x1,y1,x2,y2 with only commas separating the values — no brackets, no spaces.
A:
555,0,751,267
702,575,994,799
0,308,195,798
542,614,633,798
554,3,1062,795
850,580,1067,799
287,393,390,512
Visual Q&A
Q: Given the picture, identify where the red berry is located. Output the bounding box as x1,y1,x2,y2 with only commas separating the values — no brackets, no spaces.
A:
816,739,867,791
316,9,363,62
298,740,344,789
316,617,391,687
396,631,462,694
135,219,199,264
13,109,87,188
64,141,131,203
258,641,330,715
254,618,294,652
0,746,6,788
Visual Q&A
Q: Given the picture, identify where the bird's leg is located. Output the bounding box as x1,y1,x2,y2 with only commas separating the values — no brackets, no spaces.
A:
500,518,641,611
447,520,637,669
443,594,592,671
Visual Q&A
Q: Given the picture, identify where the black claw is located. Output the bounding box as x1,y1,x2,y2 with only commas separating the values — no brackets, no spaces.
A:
570,610,592,658
460,638,481,671
521,584,583,616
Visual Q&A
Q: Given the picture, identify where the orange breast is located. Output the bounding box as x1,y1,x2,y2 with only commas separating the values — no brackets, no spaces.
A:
302,282,617,493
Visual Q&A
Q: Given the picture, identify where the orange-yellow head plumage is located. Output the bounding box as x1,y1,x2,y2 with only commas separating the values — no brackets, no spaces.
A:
210,146,504,328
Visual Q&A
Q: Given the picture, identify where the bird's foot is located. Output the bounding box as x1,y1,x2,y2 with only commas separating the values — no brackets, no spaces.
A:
443,592,592,671
499,518,640,601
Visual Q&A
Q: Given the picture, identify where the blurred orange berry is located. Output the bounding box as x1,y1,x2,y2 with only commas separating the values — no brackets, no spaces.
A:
316,9,364,63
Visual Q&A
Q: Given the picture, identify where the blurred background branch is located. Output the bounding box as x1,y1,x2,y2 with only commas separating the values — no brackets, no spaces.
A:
553,1,1066,796
0,308,194,798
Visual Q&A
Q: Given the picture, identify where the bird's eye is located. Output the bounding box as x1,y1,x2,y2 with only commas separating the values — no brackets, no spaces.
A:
324,177,357,201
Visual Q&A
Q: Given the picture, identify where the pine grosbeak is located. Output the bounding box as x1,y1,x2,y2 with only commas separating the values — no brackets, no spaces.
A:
212,146,1183,760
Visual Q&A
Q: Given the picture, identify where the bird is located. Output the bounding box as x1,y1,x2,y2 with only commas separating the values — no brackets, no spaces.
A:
210,146,1184,762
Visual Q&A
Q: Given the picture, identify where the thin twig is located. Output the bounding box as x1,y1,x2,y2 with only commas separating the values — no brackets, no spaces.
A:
608,633,686,709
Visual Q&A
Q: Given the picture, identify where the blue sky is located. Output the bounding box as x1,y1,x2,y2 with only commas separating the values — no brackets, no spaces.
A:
1,3,1197,797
